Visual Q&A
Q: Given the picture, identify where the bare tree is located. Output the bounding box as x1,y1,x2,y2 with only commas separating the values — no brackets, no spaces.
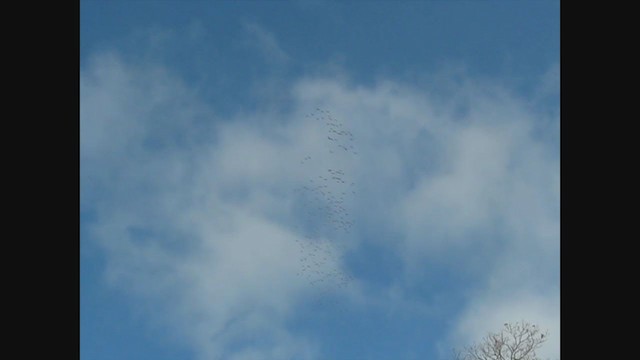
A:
453,321,550,360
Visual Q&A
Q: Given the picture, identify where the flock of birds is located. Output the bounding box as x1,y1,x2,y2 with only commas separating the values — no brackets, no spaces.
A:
293,108,358,293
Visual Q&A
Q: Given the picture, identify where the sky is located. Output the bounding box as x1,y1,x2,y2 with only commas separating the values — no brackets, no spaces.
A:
80,1,560,360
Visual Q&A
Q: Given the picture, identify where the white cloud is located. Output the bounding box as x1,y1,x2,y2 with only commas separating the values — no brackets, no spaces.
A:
81,53,321,360
81,49,558,359
289,71,559,359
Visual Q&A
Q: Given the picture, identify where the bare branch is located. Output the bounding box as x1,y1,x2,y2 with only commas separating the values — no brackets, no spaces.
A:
454,321,552,360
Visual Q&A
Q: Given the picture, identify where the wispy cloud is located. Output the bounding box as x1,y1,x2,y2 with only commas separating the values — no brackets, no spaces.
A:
242,22,290,65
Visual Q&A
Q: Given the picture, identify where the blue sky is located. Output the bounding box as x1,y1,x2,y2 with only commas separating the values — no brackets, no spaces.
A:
80,1,559,359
